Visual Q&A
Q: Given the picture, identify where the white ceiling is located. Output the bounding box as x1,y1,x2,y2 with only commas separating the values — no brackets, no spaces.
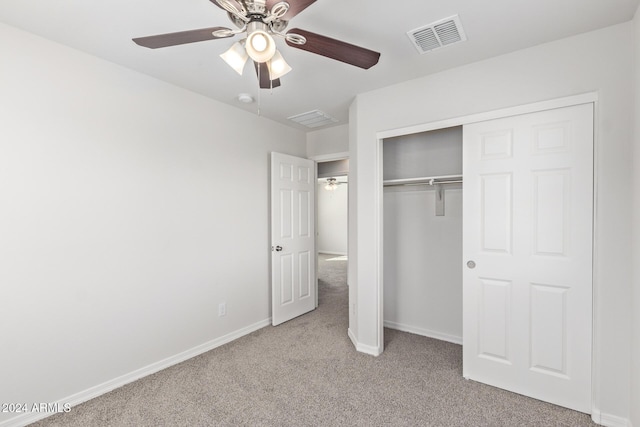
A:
1,0,638,131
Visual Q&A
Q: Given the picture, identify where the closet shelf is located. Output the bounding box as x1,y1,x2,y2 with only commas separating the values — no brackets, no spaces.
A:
383,174,463,187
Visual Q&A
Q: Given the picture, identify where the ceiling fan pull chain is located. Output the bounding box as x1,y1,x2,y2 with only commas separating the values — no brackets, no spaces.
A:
257,64,262,116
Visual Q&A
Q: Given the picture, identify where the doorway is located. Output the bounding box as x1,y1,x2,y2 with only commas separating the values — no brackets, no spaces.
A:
382,126,463,344
316,158,349,306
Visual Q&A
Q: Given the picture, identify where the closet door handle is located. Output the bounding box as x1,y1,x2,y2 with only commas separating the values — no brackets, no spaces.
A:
466,260,476,269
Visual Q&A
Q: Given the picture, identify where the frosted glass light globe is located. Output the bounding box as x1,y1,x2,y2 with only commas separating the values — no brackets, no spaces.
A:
246,30,276,63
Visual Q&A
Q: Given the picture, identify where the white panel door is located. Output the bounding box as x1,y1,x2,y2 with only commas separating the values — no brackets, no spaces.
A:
462,104,593,413
271,152,316,326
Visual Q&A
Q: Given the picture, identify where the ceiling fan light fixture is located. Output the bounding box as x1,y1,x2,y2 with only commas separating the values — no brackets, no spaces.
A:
246,29,276,63
220,41,249,75
325,178,339,191
267,50,292,80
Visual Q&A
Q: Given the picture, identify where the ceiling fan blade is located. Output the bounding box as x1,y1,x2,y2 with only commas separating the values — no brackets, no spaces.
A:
254,62,281,89
266,0,317,20
286,28,380,69
132,27,233,49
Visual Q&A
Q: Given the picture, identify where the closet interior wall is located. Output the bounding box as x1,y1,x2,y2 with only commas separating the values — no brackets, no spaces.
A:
383,126,463,343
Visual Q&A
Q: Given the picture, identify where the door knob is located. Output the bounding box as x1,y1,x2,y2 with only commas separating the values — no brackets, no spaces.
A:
274,246,283,252
466,260,476,269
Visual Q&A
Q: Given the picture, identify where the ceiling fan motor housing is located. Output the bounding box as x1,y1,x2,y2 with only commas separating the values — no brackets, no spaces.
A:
245,0,267,15
228,1,289,32
229,1,265,26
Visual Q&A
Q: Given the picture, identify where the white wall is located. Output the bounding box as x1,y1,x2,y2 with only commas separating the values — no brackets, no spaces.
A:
383,186,462,342
383,129,463,179
0,23,306,426
317,181,348,255
306,124,349,158
631,5,640,427
349,22,634,422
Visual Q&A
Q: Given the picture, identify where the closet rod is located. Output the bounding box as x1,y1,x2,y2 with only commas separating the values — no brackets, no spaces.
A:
383,175,463,187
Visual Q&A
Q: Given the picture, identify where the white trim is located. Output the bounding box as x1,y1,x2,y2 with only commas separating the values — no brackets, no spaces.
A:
0,318,272,427
309,152,350,162
591,99,602,421
314,158,319,308
384,321,463,345
377,92,599,140
375,138,385,355
318,251,347,256
592,408,633,427
348,328,381,356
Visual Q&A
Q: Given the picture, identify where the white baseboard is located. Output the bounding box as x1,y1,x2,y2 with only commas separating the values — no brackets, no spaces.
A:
0,318,272,427
383,320,463,345
592,408,632,427
318,251,347,256
347,328,382,356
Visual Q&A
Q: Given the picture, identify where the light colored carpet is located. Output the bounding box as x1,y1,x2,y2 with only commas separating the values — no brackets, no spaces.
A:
31,254,595,426
317,253,348,288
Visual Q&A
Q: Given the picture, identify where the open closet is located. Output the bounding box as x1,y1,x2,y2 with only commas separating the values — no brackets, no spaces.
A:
378,102,594,413
382,126,463,344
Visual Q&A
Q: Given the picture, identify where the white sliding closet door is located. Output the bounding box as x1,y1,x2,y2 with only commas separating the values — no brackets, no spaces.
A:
462,103,593,413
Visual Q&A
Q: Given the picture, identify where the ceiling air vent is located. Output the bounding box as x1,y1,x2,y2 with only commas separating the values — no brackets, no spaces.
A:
407,15,466,54
288,110,338,129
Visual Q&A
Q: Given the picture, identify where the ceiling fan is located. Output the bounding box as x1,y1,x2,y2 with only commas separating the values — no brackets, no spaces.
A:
132,0,381,89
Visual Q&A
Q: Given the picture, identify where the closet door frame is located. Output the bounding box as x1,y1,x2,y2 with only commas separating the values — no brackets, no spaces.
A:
373,92,599,410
